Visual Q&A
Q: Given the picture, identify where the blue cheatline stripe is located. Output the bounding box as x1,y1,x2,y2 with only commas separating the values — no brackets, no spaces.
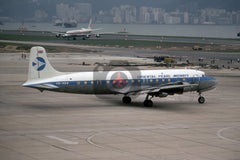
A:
25,76,215,88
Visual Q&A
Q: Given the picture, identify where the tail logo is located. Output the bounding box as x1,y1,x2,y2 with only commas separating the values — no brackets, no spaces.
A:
32,57,46,71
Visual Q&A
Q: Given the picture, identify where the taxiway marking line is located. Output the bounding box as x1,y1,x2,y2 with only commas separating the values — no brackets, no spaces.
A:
86,132,105,148
217,126,240,143
46,135,79,145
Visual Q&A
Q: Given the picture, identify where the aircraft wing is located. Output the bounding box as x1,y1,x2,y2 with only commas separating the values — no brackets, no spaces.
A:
52,31,65,35
126,82,198,95
52,31,66,37
90,28,103,32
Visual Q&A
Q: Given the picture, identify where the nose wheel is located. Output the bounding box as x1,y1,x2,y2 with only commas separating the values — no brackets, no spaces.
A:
198,96,205,104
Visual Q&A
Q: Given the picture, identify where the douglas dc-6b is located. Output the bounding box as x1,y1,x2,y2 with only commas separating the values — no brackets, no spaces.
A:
23,46,217,107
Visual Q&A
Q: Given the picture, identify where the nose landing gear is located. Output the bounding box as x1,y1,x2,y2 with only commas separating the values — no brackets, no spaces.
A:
198,96,205,104
198,92,205,104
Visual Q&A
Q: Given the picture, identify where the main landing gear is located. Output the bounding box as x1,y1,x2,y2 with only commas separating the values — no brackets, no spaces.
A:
143,94,153,107
122,95,153,107
122,96,131,104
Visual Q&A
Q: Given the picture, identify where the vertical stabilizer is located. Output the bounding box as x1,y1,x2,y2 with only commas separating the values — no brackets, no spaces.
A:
88,19,92,29
27,46,62,81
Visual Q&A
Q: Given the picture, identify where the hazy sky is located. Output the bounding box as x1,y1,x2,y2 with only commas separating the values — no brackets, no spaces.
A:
0,0,239,19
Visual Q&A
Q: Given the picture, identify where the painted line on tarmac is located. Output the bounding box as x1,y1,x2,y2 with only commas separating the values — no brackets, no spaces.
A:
86,132,105,148
46,135,79,145
217,125,240,143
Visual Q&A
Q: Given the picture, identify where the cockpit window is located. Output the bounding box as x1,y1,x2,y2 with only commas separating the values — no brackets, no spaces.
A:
196,71,205,77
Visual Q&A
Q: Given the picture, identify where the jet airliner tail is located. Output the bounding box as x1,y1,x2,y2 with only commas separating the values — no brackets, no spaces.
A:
88,19,92,29
26,46,62,81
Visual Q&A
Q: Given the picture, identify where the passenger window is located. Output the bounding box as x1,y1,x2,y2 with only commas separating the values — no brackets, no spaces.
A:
97,80,101,85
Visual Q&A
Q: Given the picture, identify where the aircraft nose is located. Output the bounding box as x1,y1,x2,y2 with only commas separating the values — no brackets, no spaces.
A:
199,77,217,92
206,77,217,87
209,78,217,88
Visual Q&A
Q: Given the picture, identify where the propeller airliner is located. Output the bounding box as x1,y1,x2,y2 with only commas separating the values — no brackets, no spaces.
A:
23,46,217,107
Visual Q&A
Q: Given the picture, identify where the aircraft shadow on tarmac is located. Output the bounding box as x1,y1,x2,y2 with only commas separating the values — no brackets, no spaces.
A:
114,101,200,112
23,92,200,113
96,94,201,112
25,101,200,114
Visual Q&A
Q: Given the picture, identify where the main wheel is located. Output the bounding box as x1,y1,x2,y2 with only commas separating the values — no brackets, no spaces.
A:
122,96,131,104
144,100,153,107
198,96,205,104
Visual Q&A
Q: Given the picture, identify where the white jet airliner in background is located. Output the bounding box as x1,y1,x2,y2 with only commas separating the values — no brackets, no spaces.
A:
23,46,217,107
56,19,102,40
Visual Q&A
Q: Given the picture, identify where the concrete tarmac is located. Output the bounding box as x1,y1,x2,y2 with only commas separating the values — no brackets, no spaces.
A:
0,52,240,160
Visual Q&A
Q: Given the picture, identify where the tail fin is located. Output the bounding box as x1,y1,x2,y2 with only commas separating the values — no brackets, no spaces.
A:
88,19,92,29
26,46,62,81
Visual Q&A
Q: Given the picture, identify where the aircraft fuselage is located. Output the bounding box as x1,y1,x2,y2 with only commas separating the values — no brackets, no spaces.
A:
24,69,216,95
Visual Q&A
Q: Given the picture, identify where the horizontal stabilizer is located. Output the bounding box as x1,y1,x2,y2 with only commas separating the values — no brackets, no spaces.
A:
23,83,59,89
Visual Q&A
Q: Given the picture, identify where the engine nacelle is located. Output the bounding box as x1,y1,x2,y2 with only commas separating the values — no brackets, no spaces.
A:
167,88,184,95
96,34,100,38
56,34,62,38
150,92,168,97
158,92,168,97
157,88,184,96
